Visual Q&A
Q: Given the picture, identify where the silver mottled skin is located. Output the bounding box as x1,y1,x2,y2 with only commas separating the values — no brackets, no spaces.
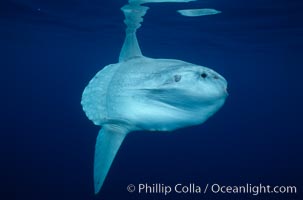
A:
82,57,227,132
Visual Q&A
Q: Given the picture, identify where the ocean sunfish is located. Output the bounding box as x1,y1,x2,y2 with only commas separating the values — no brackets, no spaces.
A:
81,0,228,194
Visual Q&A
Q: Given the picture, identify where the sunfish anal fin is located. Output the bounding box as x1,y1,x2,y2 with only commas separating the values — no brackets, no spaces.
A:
94,125,129,194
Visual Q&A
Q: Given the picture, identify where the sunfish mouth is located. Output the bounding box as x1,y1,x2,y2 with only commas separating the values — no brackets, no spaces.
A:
224,87,229,96
203,68,228,96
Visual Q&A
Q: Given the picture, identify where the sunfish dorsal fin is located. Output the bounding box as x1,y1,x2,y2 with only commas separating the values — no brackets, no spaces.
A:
119,0,197,62
94,125,129,194
119,4,149,62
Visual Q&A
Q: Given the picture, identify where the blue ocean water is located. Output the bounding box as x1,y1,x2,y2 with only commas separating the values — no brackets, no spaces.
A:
5,0,303,199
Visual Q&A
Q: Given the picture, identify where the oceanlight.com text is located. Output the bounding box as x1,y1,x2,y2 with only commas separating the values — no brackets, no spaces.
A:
126,183,297,196
210,183,297,196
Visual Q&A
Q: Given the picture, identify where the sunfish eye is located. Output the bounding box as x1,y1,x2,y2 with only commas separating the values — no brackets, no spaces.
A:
174,75,181,82
201,72,207,78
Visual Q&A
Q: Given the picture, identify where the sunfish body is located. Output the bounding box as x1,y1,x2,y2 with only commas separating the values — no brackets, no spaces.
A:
81,1,228,194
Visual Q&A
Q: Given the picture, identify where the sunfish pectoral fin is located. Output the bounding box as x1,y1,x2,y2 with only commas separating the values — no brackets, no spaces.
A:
94,125,129,194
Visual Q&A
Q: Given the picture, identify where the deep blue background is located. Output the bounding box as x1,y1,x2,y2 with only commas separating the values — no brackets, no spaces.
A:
4,0,303,199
